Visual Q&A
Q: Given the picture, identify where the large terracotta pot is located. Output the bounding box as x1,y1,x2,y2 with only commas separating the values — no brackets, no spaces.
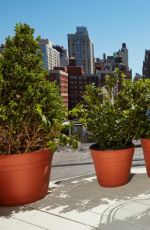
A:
90,145,134,187
0,149,53,206
141,138,150,176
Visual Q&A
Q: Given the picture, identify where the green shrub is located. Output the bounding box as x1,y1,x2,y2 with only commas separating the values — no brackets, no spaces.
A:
71,69,138,150
132,79,150,139
0,23,76,154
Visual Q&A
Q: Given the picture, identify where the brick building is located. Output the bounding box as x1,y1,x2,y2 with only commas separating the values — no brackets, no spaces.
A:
68,74,102,110
48,70,68,109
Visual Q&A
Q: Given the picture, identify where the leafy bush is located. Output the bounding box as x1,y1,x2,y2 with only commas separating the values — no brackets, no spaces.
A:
0,23,76,154
71,69,138,150
132,79,150,139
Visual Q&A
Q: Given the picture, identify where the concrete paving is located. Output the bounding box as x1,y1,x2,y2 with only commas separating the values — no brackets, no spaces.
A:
52,141,144,167
51,141,144,181
1,142,150,230
1,170,150,230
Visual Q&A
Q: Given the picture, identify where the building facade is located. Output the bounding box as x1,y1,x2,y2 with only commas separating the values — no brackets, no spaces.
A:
53,45,68,67
95,43,131,80
68,27,95,74
39,39,60,70
134,73,142,81
48,70,68,109
68,74,102,110
143,50,150,78
114,43,128,68
0,44,5,55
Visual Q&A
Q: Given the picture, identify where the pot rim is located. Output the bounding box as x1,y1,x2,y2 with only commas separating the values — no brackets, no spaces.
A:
90,143,134,151
0,148,53,156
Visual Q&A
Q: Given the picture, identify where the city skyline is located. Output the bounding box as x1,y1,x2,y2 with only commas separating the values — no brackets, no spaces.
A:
1,0,150,76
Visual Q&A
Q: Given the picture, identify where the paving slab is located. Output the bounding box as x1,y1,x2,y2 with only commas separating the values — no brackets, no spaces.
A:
1,169,150,230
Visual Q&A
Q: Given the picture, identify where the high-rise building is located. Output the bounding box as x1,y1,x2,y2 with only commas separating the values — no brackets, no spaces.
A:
53,45,68,67
143,50,150,78
0,44,5,54
114,43,128,68
134,73,142,81
39,39,60,70
68,27,95,74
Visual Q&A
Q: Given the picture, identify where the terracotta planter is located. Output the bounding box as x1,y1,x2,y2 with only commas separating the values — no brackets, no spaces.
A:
0,149,53,206
90,145,134,187
141,138,150,176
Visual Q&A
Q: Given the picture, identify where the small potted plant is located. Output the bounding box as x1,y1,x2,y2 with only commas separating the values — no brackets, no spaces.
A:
0,23,77,206
71,69,137,187
133,79,150,176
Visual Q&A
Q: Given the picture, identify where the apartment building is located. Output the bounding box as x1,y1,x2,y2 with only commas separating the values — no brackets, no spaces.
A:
68,27,95,74
53,45,68,67
39,39,60,70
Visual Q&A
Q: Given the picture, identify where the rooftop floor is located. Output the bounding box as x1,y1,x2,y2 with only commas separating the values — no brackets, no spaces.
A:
0,143,149,230
1,168,150,230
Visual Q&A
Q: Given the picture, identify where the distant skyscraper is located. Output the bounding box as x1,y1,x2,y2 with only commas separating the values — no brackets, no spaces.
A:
0,44,5,54
143,50,150,78
39,39,60,70
134,73,142,81
119,43,128,68
114,43,128,68
68,27,95,74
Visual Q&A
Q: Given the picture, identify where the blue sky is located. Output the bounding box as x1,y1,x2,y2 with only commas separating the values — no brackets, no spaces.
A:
1,0,150,76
